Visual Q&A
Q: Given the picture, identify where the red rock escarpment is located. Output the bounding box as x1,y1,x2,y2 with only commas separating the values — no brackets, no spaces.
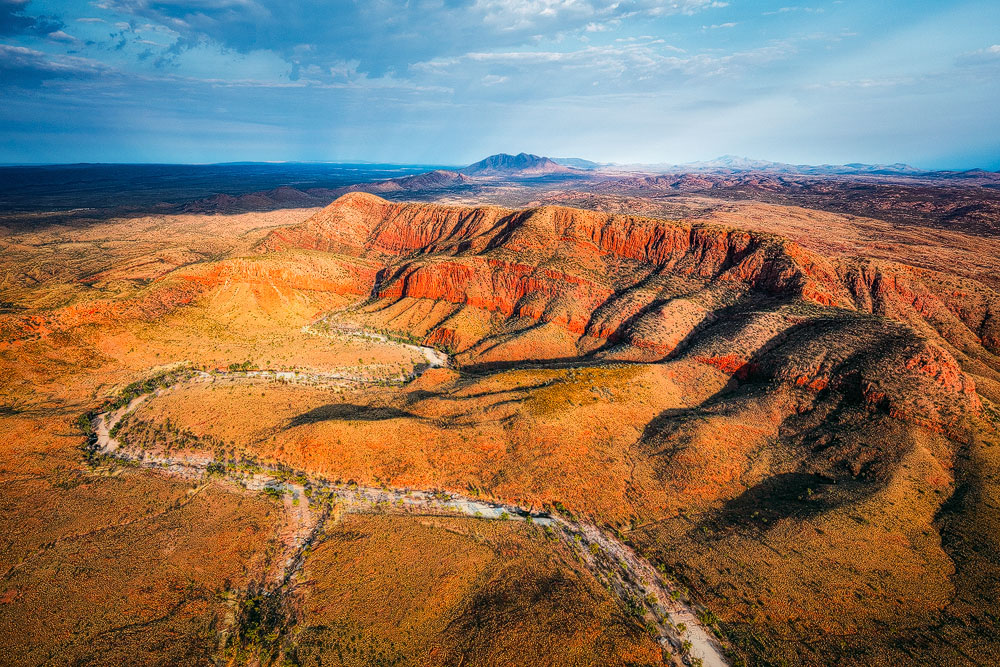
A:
261,192,851,309
258,195,988,426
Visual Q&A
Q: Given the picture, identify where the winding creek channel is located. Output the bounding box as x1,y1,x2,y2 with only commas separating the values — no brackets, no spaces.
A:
89,321,730,667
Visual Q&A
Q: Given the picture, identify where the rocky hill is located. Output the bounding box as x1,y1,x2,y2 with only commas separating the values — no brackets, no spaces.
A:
251,193,1000,664
262,192,995,413
461,152,574,176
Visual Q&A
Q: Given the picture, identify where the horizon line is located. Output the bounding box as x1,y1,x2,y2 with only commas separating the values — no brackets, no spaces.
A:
1,156,998,173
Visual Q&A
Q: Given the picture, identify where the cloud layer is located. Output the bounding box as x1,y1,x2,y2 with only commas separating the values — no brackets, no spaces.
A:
0,0,998,167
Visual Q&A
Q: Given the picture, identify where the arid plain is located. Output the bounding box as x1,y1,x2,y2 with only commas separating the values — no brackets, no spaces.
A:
1,156,999,666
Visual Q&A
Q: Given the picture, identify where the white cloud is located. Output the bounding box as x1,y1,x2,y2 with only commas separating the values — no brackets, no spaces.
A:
0,44,111,83
46,30,79,43
411,39,795,102
807,76,914,90
472,0,727,30
328,59,360,80
955,44,1000,67
100,0,729,74
763,6,824,15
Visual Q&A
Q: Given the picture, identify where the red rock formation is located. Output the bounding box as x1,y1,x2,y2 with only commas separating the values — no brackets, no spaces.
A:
260,193,853,314
256,194,989,428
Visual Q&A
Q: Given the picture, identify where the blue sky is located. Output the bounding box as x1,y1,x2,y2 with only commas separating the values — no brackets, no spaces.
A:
1,0,998,167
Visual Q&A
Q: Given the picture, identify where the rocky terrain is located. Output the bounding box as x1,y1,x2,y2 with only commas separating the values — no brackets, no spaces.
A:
599,173,1000,237
1,163,999,666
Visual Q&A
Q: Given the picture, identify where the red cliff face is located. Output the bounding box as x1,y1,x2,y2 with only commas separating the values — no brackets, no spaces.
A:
375,257,616,336
259,192,512,258
261,193,853,319
257,194,988,425
841,261,1000,359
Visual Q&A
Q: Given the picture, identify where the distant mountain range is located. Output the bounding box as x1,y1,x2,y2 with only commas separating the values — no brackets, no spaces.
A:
164,152,999,216
475,153,988,177
666,155,924,176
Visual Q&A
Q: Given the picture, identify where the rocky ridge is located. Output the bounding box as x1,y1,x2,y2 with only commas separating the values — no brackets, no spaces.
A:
257,193,997,440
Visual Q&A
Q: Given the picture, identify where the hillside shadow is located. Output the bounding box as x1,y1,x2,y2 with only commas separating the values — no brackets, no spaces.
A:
638,313,919,535
287,404,419,427
708,472,838,528
458,355,650,376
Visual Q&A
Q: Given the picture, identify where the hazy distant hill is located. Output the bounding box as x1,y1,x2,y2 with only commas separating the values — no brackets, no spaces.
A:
346,169,473,193
657,155,925,175
552,157,605,170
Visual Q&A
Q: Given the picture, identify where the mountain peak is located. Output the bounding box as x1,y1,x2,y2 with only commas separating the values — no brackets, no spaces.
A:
461,152,572,176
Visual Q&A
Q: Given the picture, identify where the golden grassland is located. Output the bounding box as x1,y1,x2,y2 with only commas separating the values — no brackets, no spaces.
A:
289,514,662,666
118,353,1000,665
118,362,691,521
0,466,282,665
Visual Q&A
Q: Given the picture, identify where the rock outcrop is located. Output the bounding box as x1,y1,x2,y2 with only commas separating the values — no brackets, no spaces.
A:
257,194,995,436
